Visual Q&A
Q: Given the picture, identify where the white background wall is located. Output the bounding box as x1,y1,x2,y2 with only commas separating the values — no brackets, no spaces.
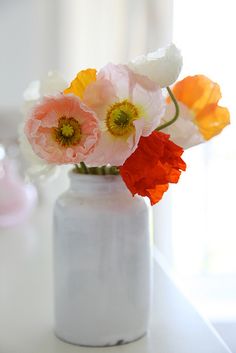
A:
0,0,173,107
57,0,173,79
0,0,59,108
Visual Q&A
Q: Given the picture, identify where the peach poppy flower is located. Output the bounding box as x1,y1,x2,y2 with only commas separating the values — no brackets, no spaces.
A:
66,64,165,166
162,75,230,149
25,94,100,164
20,72,68,179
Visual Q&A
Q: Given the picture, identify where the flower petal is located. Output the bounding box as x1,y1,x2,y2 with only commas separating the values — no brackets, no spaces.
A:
165,75,230,147
171,75,222,113
64,69,97,99
196,104,230,140
131,74,166,135
97,63,130,100
128,43,183,88
25,94,100,164
19,123,58,180
40,71,68,96
83,63,165,166
119,131,186,205
162,102,204,149
23,72,67,117
85,130,138,167
83,78,117,113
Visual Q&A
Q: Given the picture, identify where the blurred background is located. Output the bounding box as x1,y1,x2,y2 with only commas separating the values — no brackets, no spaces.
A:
0,0,235,351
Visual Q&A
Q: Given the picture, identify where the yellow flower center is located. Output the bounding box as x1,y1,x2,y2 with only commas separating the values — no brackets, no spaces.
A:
52,117,82,147
106,100,139,137
61,124,74,137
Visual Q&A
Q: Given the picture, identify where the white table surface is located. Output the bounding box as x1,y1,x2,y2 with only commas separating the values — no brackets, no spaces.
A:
0,203,232,353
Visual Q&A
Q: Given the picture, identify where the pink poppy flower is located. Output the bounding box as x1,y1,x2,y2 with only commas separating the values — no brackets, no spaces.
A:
24,94,100,164
82,63,165,166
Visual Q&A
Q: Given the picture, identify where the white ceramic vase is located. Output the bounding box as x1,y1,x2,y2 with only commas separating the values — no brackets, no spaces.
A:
53,172,151,347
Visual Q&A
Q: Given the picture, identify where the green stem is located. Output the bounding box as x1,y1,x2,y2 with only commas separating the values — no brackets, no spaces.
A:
74,164,119,175
110,166,119,175
80,161,89,174
156,86,179,131
74,164,81,173
101,165,107,175
97,167,103,175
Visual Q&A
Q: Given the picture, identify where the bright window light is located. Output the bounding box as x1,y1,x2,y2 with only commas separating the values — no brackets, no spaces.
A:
170,0,236,320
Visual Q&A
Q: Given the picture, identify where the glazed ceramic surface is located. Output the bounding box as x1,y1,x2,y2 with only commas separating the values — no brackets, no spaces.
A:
53,172,151,347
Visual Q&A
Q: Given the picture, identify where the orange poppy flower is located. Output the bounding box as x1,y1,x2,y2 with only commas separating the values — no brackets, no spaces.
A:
164,75,230,148
119,131,186,205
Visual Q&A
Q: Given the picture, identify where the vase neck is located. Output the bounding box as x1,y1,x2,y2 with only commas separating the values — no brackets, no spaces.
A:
69,172,128,194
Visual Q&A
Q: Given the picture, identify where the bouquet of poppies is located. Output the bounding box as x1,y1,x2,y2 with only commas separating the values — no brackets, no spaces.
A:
20,44,230,205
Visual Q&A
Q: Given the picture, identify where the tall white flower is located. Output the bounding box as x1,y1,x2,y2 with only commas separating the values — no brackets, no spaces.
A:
128,43,183,88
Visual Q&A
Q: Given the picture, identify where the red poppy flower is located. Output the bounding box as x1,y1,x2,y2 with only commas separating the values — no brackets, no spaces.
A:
119,131,186,205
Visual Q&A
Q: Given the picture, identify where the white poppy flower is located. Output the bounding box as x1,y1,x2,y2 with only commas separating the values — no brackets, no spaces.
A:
22,71,68,116
128,43,183,88
19,123,59,181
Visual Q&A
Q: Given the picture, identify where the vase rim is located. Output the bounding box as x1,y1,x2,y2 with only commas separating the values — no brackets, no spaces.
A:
69,170,121,181
68,170,127,192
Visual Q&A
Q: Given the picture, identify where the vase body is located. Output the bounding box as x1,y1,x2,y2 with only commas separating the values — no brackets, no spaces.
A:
53,172,151,347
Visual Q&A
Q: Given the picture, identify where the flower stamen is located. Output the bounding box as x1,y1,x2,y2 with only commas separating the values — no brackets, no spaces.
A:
52,117,82,147
106,100,139,137
61,124,74,137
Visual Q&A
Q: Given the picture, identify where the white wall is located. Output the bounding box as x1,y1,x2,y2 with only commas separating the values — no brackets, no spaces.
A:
0,0,59,108
0,0,173,107
58,0,173,79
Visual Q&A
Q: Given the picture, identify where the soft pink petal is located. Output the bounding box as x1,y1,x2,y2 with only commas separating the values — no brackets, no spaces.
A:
98,63,131,100
85,131,135,167
83,79,116,109
131,74,166,135
40,110,58,128
129,118,146,148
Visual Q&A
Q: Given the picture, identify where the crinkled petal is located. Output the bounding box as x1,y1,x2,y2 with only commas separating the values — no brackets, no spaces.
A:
119,131,186,205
